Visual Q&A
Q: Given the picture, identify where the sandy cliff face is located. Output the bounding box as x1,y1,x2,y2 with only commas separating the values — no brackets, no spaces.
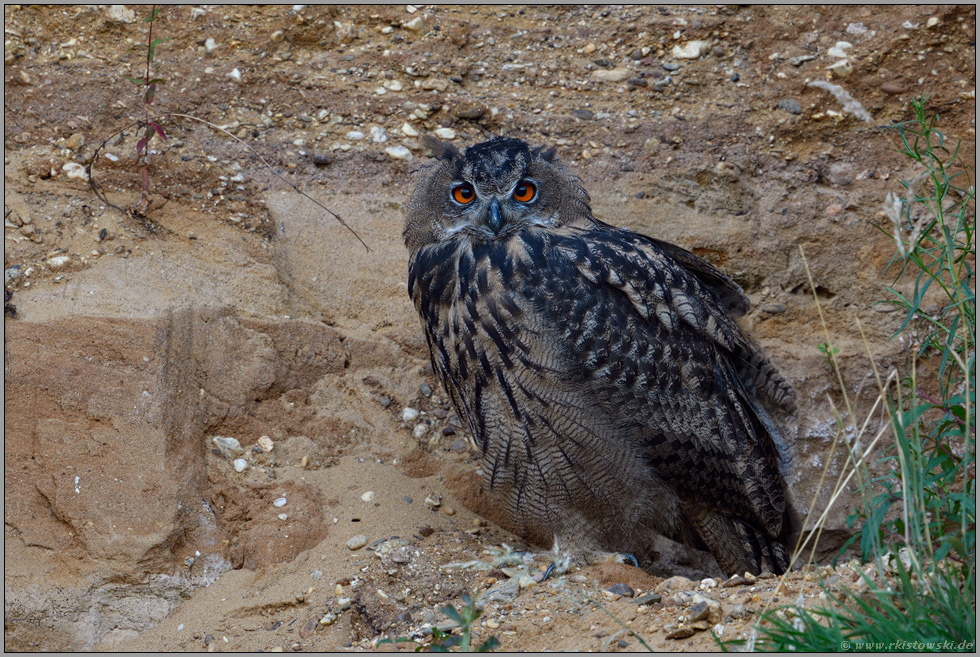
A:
4,4,974,651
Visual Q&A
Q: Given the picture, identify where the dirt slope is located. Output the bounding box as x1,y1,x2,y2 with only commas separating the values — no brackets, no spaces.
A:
3,4,975,652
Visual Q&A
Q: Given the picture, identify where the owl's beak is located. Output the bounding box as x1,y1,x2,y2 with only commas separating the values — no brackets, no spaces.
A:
486,198,503,234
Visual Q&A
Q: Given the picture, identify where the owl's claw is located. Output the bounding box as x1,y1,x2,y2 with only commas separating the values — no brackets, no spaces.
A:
543,561,557,581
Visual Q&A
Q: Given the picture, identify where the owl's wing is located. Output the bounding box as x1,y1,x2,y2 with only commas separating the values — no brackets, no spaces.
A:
531,226,795,536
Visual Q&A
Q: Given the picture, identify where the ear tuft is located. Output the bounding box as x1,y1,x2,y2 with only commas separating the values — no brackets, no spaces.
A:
422,135,462,162
534,145,559,162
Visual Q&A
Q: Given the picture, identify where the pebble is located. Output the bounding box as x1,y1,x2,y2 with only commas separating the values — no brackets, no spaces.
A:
827,59,853,78
402,407,420,422
401,123,420,137
46,255,71,269
827,41,853,59
424,495,441,508
345,130,365,141
700,578,718,589
728,603,751,618
361,491,375,502
319,612,337,626
277,513,288,521
606,583,635,598
881,81,905,95
825,204,843,216
385,145,413,161
828,163,855,186
65,133,85,152
403,16,425,32
688,601,710,622
634,592,662,605
592,68,630,83
63,162,88,181
421,78,449,92
212,436,243,459
760,303,787,314
665,627,696,640
662,62,681,72
672,40,709,59
384,80,404,92
5,267,22,286
434,127,457,140
777,99,802,115
789,55,815,67
346,534,368,550
227,68,242,82
205,38,218,52
456,107,484,120
369,126,388,143
233,458,249,473
257,435,274,453
419,383,432,397
570,109,594,120
389,547,412,564
273,497,287,507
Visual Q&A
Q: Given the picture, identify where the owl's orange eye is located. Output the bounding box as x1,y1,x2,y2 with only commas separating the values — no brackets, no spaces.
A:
452,183,476,204
513,180,536,203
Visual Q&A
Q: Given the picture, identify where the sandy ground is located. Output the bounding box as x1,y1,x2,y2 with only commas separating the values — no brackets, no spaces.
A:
3,4,975,652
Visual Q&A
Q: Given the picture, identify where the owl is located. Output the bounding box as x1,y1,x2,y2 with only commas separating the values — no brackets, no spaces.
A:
404,136,797,576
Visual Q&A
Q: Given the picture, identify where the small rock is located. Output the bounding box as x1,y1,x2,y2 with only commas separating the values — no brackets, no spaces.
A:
688,601,710,622
205,38,218,52
401,123,420,137
361,491,375,502
926,16,939,28
777,99,802,115
700,578,718,589
403,16,425,32
591,68,631,82
582,43,597,55
827,59,853,78
846,22,868,36
456,107,485,120
311,153,332,166
433,127,457,140
345,130,365,141
570,109,594,120
627,78,648,87
104,5,136,22
257,435,274,453
665,627,696,640
227,68,242,83
826,204,843,216
655,575,694,593
789,55,815,67
419,383,433,397
827,41,853,59
828,163,855,186
273,497,287,508
421,78,449,92
634,592,662,606
65,133,85,152
233,458,249,473
606,583,635,598
729,603,751,619
5,267,22,286
688,620,711,631
760,303,787,314
384,80,404,92
385,145,413,161
663,62,681,72
402,407,420,422
369,126,388,143
390,547,412,564
346,534,368,550
46,255,71,270
319,612,337,626
413,424,429,439
881,81,905,96
672,40,709,59
424,495,441,508
63,162,88,181
212,436,243,459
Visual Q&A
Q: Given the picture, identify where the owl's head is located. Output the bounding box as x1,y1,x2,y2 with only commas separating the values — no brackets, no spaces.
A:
403,136,593,253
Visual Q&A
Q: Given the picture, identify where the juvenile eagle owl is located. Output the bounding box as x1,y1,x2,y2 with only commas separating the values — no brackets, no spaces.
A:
404,136,797,576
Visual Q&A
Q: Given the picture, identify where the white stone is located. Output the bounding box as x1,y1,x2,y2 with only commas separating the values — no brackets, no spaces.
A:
369,126,389,143
233,458,248,473
212,436,243,459
413,424,429,439
827,59,853,78
592,68,631,82
672,40,709,59
403,17,425,32
827,41,853,58
46,255,71,269
105,5,136,23
205,38,218,52
434,127,456,140
345,130,365,141
401,122,420,137
257,435,274,453
227,68,242,83
273,497,287,508
401,407,420,422
386,145,413,161
384,80,403,92
361,491,375,502
345,534,368,550
63,162,89,181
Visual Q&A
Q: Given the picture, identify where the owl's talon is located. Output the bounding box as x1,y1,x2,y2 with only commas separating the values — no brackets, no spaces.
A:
543,562,557,581
619,552,639,568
